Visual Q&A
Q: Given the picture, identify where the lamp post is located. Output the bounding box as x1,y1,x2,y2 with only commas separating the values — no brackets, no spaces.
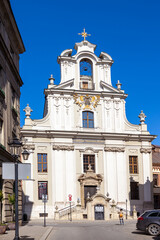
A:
9,137,30,240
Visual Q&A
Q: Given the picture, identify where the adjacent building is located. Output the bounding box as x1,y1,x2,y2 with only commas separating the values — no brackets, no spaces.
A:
21,32,156,220
0,0,25,222
152,145,160,209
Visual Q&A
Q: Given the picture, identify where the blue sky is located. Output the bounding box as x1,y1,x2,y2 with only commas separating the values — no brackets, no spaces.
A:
10,0,160,144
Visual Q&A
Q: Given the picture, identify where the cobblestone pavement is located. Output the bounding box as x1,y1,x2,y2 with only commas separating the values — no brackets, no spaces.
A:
0,223,53,240
0,220,160,240
47,220,160,240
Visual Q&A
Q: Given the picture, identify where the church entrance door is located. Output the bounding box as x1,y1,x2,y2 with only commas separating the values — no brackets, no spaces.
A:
84,185,97,207
95,204,104,220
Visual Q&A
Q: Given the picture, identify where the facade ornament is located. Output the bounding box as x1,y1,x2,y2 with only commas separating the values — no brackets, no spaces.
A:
129,149,138,153
114,100,121,110
23,144,35,151
78,28,91,41
53,145,74,151
23,104,33,119
49,74,55,85
104,147,125,152
140,148,152,154
116,80,122,90
104,99,112,110
138,110,146,124
73,94,100,110
87,164,93,172
106,192,109,198
87,192,90,199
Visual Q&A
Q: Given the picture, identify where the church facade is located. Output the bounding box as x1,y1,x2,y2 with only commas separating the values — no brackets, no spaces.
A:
21,33,156,220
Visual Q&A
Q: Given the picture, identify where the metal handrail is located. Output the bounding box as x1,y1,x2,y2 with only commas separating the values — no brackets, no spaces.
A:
59,205,76,217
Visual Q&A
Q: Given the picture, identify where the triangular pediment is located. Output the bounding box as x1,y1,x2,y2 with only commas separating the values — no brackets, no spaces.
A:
53,79,74,89
100,81,120,93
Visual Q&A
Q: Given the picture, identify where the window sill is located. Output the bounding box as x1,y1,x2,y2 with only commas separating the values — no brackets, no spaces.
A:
38,172,48,175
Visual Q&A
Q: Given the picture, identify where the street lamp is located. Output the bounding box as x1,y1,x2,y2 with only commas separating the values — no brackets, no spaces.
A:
9,137,30,240
22,149,30,161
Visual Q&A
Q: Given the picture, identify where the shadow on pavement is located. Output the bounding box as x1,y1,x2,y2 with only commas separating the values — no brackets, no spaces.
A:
132,231,148,235
132,231,160,239
22,221,29,226
152,236,160,240
20,236,34,240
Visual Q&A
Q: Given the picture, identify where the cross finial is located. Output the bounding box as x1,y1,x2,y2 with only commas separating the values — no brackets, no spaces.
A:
78,28,91,41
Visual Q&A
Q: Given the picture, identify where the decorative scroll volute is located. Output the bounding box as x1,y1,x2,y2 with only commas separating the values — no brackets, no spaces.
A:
53,145,74,151
140,148,152,154
104,147,125,152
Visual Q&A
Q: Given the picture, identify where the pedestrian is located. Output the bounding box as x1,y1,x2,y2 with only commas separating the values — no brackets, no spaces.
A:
119,209,124,225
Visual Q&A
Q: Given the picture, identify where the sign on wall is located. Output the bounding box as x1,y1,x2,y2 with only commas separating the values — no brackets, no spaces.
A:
2,163,31,180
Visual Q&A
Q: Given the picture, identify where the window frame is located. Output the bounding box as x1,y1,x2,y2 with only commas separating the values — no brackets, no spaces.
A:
129,156,138,174
82,111,94,128
37,153,47,173
83,154,95,173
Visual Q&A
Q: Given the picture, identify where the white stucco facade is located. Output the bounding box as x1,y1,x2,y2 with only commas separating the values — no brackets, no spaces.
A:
21,39,156,220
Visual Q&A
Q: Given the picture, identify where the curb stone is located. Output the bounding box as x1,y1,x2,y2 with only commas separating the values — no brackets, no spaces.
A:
39,227,53,240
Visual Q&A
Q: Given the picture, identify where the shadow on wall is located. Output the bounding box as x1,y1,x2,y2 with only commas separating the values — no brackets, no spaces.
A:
129,177,153,217
22,191,33,222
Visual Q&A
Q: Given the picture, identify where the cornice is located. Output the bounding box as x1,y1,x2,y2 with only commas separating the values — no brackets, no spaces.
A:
44,88,128,99
21,129,156,142
104,147,125,152
52,145,74,151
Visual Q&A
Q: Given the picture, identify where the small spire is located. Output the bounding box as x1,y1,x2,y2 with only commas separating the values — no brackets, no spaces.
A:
23,104,33,119
78,28,91,41
116,80,122,90
138,110,146,124
49,74,55,85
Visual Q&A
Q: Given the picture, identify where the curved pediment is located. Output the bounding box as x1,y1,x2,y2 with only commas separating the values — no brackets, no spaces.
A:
60,49,72,57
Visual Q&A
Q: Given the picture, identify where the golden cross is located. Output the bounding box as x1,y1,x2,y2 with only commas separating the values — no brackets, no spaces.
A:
78,28,91,41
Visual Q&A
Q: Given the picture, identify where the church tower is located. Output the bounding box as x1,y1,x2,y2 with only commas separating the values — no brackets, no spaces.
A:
21,30,156,220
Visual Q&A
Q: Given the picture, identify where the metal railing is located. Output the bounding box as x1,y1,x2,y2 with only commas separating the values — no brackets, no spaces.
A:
59,205,76,217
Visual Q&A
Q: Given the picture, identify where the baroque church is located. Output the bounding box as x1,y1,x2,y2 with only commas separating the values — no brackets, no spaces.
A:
21,30,156,220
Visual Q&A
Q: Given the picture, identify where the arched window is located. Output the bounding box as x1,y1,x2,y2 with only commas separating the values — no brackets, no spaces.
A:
80,59,92,76
83,111,94,128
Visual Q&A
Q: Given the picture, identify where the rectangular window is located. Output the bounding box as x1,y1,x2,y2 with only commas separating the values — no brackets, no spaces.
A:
82,82,88,89
38,153,47,172
83,155,95,173
83,111,94,128
130,182,139,200
38,181,48,200
153,174,158,186
129,156,138,174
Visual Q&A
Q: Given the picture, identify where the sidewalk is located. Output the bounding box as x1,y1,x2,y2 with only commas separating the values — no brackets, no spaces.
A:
0,222,53,240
